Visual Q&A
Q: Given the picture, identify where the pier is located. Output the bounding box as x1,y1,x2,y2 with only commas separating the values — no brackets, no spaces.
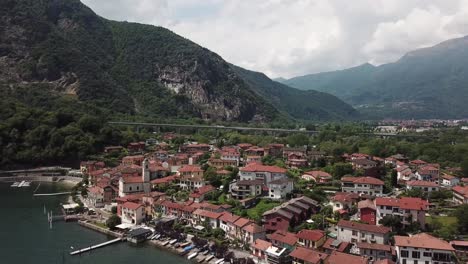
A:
33,192,71,196
70,237,125,255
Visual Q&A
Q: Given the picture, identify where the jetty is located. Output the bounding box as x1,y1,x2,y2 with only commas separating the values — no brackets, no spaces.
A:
70,237,125,255
33,192,71,196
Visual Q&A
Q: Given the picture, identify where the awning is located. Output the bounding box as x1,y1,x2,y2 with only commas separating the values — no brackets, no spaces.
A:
115,223,134,229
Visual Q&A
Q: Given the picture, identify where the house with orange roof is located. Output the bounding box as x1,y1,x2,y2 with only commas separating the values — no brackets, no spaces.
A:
337,220,391,244
268,230,298,250
440,174,460,187
241,222,266,245
354,242,393,261
176,165,206,190
289,247,328,264
189,185,216,203
252,238,272,261
296,229,327,249
302,170,333,183
405,180,439,193
394,233,455,264
121,202,145,225
341,177,384,196
375,197,429,228
192,209,223,228
452,185,468,204
325,251,369,264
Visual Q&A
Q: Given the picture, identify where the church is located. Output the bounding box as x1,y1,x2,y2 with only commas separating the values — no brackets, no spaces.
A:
118,158,151,197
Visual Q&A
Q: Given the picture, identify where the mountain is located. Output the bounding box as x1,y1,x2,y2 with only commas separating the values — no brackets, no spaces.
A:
0,0,355,122
282,37,468,119
232,66,358,121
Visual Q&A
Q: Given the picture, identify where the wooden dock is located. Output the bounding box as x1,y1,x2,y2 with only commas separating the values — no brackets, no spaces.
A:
33,192,71,196
70,237,125,255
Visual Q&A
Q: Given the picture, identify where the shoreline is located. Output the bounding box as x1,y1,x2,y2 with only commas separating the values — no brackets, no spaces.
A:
0,175,81,186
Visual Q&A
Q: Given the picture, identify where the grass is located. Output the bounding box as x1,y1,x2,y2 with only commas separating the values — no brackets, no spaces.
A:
426,216,457,227
246,199,281,222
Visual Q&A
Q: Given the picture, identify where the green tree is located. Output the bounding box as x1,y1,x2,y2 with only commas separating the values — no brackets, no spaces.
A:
379,215,403,231
106,215,121,230
454,204,468,234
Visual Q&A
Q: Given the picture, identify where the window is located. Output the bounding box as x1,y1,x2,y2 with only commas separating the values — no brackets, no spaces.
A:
401,250,409,258
402,260,406,264
423,252,431,257
413,261,418,264
412,251,420,259
386,206,392,210
352,230,358,236
361,232,365,238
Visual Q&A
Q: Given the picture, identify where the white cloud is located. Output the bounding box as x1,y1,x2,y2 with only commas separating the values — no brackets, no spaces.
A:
82,0,468,78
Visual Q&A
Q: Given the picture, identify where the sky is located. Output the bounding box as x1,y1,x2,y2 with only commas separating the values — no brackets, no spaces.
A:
82,0,468,78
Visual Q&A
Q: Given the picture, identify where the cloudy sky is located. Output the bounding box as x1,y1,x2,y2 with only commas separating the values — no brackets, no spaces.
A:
82,0,468,78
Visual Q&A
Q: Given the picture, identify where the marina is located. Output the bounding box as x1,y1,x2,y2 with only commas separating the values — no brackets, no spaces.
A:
10,180,31,188
70,237,126,255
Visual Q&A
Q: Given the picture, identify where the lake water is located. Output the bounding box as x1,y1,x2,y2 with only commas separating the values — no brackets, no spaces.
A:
0,182,190,264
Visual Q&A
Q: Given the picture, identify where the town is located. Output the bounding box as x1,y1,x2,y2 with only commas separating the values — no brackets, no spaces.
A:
55,129,468,264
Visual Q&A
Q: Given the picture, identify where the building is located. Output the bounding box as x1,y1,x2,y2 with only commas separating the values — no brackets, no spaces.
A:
118,159,151,197
405,180,439,193
452,185,468,204
296,229,326,249
354,242,393,261
394,233,455,264
289,247,328,264
268,230,298,250
322,238,351,254
341,177,384,196
241,222,266,245
329,192,360,213
220,150,240,166
229,179,264,200
375,197,428,228
208,158,238,169
440,174,459,187
189,185,216,203
239,163,287,185
302,171,333,183
252,239,272,261
87,186,114,207
415,165,439,182
266,246,292,264
176,165,206,190
358,199,377,225
192,209,222,228
121,202,145,225
325,251,369,264
269,178,294,200
337,220,391,244
352,159,378,170
263,197,319,232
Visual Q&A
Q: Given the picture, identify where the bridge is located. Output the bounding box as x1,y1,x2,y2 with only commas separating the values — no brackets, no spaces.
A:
108,121,433,138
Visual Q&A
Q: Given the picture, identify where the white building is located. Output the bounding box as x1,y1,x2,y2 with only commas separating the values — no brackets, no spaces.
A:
118,158,151,197
375,197,428,228
121,202,145,225
394,233,455,264
337,220,391,245
341,176,385,196
452,186,468,204
440,174,459,187
405,180,439,193
220,150,240,166
268,178,294,200
239,164,287,185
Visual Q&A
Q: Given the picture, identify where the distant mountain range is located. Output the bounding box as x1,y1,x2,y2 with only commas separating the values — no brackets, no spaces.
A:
0,0,357,123
280,36,468,119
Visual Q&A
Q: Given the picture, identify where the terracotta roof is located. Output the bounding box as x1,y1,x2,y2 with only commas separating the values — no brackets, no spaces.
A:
304,170,332,178
87,186,103,194
233,217,251,228
341,176,384,185
268,230,298,246
450,240,468,247
189,185,215,198
358,199,376,210
122,202,142,210
337,220,391,234
150,175,177,184
193,209,222,219
452,186,468,198
121,176,143,183
394,233,454,251
410,159,427,165
289,247,328,264
252,239,272,251
406,180,439,187
331,192,359,203
219,212,241,224
296,229,326,242
441,174,457,180
242,223,264,234
352,159,378,166
322,238,350,252
325,251,369,264
356,242,392,252
240,163,287,174
178,165,203,173
375,197,429,211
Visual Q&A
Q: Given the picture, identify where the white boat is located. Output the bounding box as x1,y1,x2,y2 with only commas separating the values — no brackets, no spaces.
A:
11,182,20,187
21,181,31,187
187,252,198,260
169,239,177,245
204,255,214,262
152,234,161,240
162,241,170,246
18,181,26,187
215,258,224,264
